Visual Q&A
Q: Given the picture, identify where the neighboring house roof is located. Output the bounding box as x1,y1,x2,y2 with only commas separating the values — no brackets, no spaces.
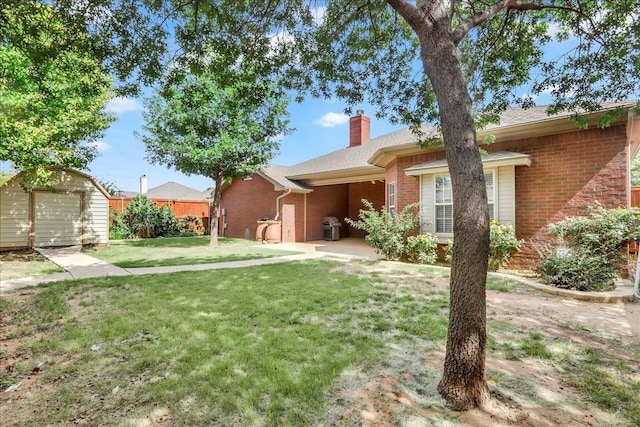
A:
145,182,211,200
247,102,637,190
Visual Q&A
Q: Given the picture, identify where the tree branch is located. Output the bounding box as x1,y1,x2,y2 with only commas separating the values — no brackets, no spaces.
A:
451,0,513,44
451,0,586,45
385,0,423,31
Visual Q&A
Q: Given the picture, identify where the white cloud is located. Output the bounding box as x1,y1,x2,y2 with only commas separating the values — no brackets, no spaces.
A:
106,97,142,114
546,22,562,38
315,112,349,128
541,85,559,94
311,6,327,25
88,140,111,152
541,85,575,98
268,30,296,58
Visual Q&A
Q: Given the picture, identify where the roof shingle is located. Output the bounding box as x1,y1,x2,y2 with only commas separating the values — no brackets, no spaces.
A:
257,102,635,187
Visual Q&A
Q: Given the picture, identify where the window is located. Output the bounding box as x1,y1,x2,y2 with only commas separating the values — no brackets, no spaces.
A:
485,172,495,221
388,182,396,218
435,175,453,233
434,172,494,233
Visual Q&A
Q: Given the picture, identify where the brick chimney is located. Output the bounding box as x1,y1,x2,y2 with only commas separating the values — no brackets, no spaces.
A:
349,109,370,147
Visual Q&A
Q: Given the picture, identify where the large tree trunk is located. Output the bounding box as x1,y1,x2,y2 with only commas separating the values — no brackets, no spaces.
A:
416,13,491,411
209,172,223,247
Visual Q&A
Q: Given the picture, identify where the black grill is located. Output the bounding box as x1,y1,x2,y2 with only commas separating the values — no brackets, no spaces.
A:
322,217,341,241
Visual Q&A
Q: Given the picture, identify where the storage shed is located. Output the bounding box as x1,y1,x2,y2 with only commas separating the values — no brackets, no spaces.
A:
0,168,110,250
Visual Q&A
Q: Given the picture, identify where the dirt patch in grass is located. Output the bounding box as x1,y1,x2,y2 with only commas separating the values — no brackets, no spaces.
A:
0,250,64,281
323,261,640,427
1,260,639,426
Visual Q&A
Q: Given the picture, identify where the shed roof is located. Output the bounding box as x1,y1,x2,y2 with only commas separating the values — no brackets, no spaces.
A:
0,168,111,198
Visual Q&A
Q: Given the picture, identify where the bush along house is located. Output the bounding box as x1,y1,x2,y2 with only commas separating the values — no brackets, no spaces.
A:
219,102,640,267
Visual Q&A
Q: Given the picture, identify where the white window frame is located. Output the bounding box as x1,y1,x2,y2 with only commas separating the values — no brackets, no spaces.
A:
434,175,453,234
433,170,495,235
388,181,396,218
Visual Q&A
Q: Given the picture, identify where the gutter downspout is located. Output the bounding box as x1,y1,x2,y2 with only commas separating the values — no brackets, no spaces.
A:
274,188,292,221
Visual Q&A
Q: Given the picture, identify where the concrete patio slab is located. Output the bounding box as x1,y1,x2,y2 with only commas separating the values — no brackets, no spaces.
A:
258,237,381,260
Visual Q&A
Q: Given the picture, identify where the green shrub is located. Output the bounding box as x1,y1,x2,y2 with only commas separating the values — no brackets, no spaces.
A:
344,199,419,260
109,208,129,240
536,251,616,292
548,205,640,263
155,206,180,237
118,195,180,239
538,205,640,291
489,220,524,271
179,215,205,236
122,195,157,238
405,234,438,264
443,221,524,271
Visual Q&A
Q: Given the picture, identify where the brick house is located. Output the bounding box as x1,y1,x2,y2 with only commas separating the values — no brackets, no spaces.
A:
220,102,640,265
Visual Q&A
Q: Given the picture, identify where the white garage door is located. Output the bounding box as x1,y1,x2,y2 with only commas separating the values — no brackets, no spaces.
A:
34,192,82,247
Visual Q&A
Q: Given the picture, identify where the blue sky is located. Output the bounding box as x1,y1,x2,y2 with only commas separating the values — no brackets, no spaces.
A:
88,96,406,193
4,19,618,193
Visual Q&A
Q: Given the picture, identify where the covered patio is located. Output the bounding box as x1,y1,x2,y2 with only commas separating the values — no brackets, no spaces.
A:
260,237,380,260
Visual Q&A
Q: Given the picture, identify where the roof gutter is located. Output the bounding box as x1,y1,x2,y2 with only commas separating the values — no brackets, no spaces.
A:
274,188,292,221
368,104,635,168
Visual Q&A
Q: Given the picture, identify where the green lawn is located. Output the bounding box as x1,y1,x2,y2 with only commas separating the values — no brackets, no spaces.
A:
2,261,638,426
0,260,450,425
84,236,300,268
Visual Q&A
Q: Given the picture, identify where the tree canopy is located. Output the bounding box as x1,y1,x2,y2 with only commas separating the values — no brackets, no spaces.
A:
140,67,290,245
0,2,114,186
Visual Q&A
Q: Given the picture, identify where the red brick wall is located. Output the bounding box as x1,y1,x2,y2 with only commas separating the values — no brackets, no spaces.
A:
220,175,277,239
503,125,629,266
392,124,629,267
385,160,398,208
305,184,349,240
346,181,385,238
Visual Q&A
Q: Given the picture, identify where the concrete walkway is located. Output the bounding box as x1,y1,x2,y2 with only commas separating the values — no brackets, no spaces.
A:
1,241,636,303
36,246,130,279
0,242,367,293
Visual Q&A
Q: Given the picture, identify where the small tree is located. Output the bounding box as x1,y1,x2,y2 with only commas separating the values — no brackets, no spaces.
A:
0,3,114,186
140,67,290,246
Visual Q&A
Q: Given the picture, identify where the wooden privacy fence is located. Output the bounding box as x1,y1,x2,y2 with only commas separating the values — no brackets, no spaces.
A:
109,197,211,231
